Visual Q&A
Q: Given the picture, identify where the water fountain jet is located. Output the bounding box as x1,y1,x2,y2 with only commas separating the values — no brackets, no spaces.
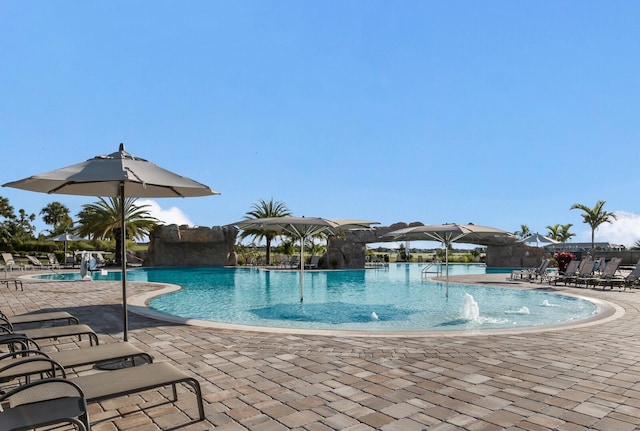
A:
460,293,480,321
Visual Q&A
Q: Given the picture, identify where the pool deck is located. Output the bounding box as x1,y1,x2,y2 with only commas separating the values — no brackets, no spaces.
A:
3,271,640,430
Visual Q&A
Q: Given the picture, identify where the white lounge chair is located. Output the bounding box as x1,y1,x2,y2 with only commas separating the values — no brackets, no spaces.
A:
48,253,62,269
25,255,51,270
1,253,22,272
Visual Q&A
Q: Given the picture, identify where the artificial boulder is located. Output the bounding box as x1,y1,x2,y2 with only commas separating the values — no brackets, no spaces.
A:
145,224,238,267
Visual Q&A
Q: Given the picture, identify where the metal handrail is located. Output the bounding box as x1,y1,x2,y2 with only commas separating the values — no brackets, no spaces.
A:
421,260,443,279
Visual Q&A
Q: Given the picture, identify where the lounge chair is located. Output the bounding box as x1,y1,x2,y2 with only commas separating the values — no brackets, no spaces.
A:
48,253,62,269
0,341,153,386
0,377,90,431
585,258,622,289
533,258,552,282
24,255,51,270
1,253,21,272
366,255,388,268
94,252,107,267
0,333,36,353
3,357,205,425
572,259,599,288
65,253,77,268
1,278,23,291
604,263,640,291
549,260,580,285
511,259,550,282
278,255,291,268
305,255,320,269
76,362,205,422
1,309,79,327
0,317,99,346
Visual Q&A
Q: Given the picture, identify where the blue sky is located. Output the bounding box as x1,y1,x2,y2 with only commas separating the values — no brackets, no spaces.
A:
2,1,639,247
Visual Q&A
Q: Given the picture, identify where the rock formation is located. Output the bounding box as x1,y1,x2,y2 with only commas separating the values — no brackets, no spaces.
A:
145,222,528,269
145,224,238,267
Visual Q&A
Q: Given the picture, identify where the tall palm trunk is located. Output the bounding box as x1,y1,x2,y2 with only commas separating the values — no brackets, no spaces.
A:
114,227,123,265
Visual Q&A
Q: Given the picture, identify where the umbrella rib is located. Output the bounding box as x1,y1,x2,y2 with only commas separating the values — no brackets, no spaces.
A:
122,168,186,197
49,182,75,194
124,167,144,186
167,186,185,197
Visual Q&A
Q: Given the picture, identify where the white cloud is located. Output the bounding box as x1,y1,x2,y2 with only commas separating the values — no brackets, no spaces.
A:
137,199,194,227
587,211,640,248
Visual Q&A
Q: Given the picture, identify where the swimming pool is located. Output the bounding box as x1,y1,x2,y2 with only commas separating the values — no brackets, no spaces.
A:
37,264,600,332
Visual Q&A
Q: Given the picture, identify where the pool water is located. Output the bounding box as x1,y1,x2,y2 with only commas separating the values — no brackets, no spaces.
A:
37,264,599,332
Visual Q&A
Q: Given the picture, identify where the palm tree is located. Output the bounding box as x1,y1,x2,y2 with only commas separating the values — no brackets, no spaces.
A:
546,223,575,243
40,201,74,235
546,224,561,241
76,197,159,264
514,224,531,239
558,223,575,243
240,198,291,265
570,200,617,252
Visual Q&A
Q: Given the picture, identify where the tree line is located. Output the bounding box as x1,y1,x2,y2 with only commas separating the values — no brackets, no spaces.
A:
514,200,619,251
0,196,158,264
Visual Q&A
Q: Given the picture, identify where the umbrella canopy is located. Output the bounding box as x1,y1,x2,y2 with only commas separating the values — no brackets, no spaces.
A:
48,232,86,242
48,232,86,261
228,216,378,301
517,233,559,247
382,223,514,296
4,143,219,341
4,145,216,198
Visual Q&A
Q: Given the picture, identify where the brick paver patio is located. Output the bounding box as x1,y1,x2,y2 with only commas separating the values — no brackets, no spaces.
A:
2,271,640,430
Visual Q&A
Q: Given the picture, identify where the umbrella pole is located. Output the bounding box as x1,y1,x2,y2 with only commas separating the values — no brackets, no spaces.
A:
120,183,128,341
299,236,305,302
445,244,449,298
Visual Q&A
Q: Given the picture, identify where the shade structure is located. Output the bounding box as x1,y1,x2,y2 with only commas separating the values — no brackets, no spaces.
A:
48,232,86,261
4,143,220,341
517,233,559,247
382,223,514,296
228,217,378,301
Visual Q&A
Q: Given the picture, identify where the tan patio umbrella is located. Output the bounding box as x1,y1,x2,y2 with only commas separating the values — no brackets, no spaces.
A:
228,216,378,301
3,143,220,341
383,223,514,296
48,232,85,264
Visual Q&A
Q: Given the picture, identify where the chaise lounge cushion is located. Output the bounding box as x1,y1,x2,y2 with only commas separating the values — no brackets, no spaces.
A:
0,378,90,431
72,362,205,420
13,324,99,346
0,342,153,384
3,310,79,326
